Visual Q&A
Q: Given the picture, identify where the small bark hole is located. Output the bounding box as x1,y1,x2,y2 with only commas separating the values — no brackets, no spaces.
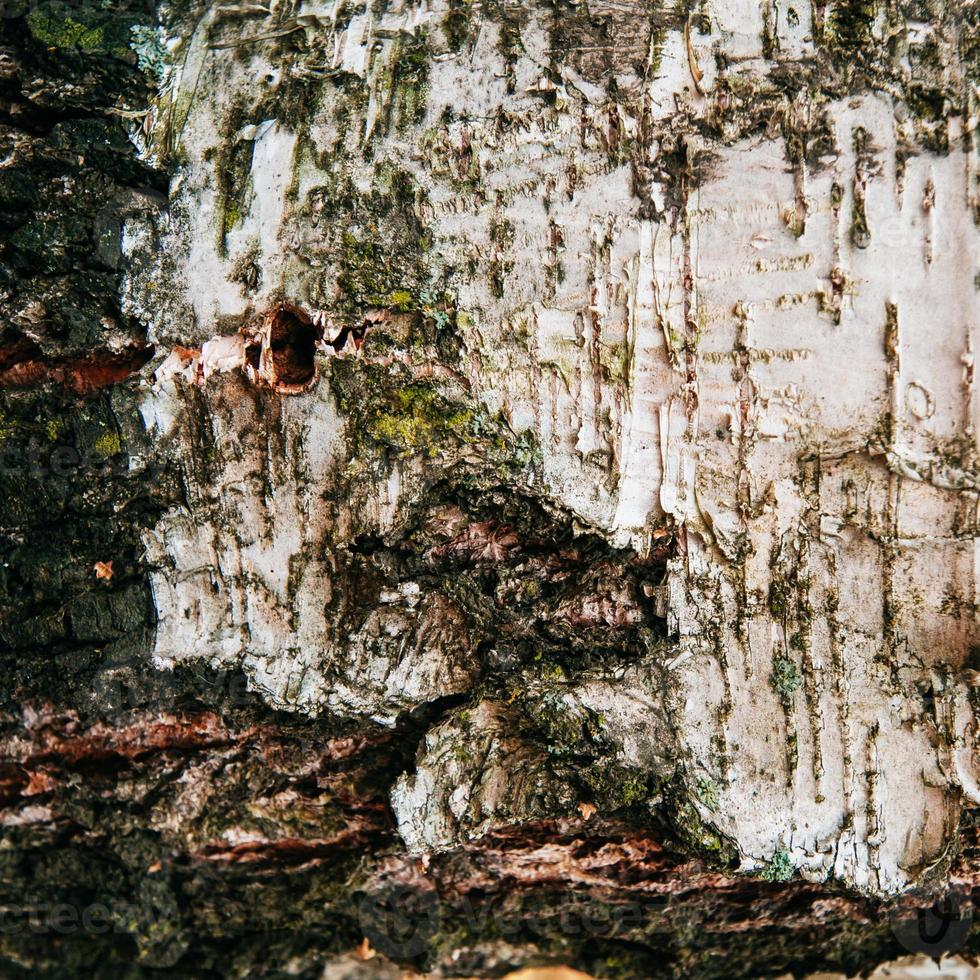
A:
268,307,318,387
244,342,261,370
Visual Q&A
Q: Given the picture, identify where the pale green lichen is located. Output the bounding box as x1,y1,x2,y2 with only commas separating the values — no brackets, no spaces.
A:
771,655,802,704
696,775,722,811
130,24,166,84
761,847,795,882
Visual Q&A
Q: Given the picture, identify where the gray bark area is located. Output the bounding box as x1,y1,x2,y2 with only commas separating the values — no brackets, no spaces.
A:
0,1,978,977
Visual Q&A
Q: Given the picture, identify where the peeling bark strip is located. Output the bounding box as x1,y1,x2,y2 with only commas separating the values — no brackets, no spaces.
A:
152,303,381,391
1,0,979,976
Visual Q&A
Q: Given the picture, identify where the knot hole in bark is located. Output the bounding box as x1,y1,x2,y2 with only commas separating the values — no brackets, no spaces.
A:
268,306,319,387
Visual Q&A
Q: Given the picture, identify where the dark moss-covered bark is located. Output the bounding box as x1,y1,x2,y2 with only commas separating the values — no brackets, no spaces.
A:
0,702,976,979
0,0,168,703
0,2,978,978
0,0,168,714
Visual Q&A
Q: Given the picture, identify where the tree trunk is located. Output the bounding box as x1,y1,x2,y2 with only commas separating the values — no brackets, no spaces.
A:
0,0,978,976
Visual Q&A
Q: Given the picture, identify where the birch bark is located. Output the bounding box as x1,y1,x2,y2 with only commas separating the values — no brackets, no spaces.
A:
0,0,978,975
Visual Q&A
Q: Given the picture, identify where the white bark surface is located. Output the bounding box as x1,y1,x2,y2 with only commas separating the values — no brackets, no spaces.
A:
122,0,980,895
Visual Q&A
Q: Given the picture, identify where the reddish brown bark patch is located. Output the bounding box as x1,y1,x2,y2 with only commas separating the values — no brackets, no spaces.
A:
195,831,377,867
0,341,153,394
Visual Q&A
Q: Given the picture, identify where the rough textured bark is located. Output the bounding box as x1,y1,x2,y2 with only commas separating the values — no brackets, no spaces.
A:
0,0,978,977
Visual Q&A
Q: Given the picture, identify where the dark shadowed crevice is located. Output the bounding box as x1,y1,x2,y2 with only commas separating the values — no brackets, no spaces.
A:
244,341,261,371
0,331,43,372
267,306,319,387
